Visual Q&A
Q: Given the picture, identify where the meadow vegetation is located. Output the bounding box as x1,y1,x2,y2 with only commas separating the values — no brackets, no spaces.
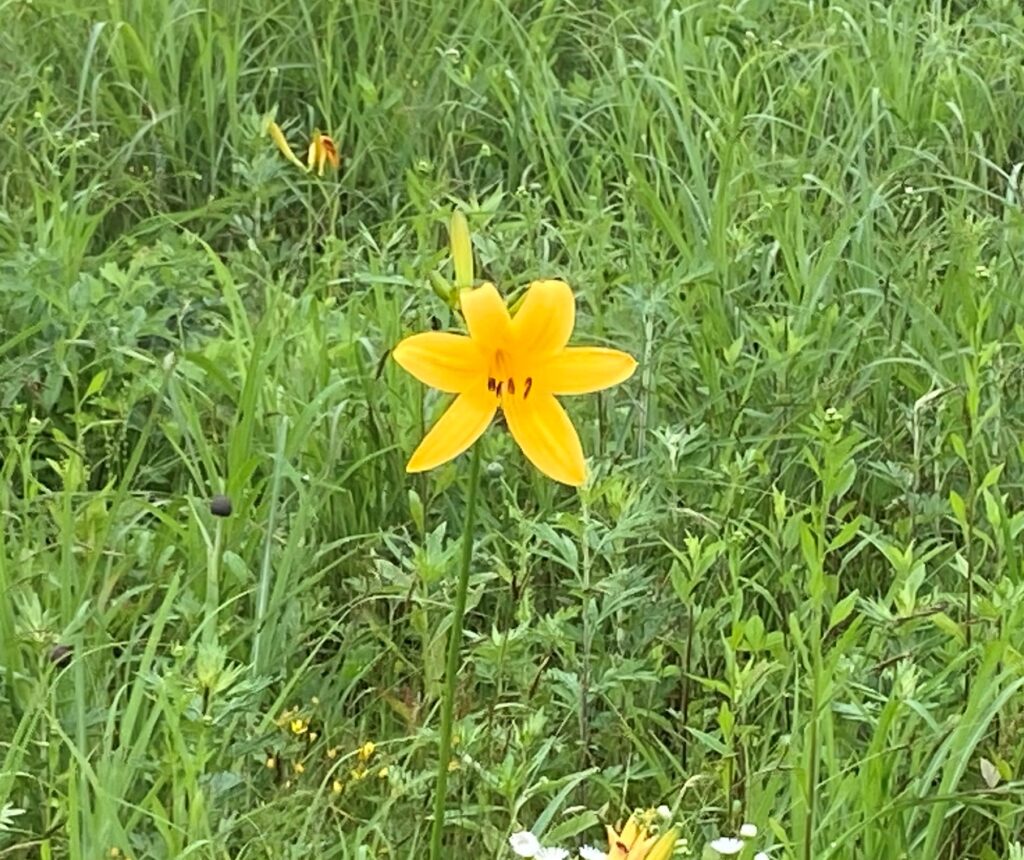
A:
3,0,1024,857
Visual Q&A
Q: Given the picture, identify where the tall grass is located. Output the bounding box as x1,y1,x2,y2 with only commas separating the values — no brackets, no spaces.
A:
3,0,1024,857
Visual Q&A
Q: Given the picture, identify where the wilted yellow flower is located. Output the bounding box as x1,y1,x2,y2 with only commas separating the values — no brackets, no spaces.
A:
267,120,340,175
307,129,340,175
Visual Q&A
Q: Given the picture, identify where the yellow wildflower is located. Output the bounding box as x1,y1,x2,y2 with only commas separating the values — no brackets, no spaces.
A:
598,814,680,860
357,740,376,761
307,129,340,175
392,280,637,485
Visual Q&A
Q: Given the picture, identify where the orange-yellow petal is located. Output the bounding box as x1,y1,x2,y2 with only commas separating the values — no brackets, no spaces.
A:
541,347,637,395
392,332,483,393
644,828,680,860
321,134,340,169
626,832,658,860
460,282,511,346
503,392,585,486
510,279,575,356
619,818,640,849
606,825,630,860
406,390,496,473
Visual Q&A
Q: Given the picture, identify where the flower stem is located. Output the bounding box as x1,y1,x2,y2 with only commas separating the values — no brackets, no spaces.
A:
429,444,483,860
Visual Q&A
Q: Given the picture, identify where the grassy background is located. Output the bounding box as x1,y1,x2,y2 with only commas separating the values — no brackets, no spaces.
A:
3,0,1024,857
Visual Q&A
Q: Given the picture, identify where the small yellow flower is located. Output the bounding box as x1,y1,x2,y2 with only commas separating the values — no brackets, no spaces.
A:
392,280,637,485
327,746,340,759
265,756,277,769
357,740,376,761
377,766,389,779
307,129,340,175
290,718,308,736
447,758,460,772
332,779,344,794
293,762,305,775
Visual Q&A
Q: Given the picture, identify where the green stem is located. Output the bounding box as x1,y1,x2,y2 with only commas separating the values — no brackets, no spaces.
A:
429,444,483,860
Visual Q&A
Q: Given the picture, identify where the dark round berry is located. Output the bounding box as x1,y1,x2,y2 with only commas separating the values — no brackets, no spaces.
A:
49,644,73,668
210,494,232,517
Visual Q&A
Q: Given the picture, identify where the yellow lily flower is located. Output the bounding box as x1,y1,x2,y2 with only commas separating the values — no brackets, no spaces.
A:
307,129,340,175
606,817,657,860
392,280,636,486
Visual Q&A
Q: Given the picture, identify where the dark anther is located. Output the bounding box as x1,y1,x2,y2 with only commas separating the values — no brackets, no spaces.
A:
495,381,503,397
507,378,516,395
524,377,533,399
487,377,496,392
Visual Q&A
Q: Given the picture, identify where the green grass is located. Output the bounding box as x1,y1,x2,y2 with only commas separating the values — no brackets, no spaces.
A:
3,0,1024,857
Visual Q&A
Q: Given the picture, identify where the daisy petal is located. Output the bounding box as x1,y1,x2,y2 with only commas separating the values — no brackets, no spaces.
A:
511,279,574,356
406,390,496,473
542,347,637,395
392,332,483,393
503,392,586,486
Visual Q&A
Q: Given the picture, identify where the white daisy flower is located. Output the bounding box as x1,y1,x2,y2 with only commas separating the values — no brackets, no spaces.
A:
709,836,745,855
509,831,542,857
578,847,607,860
739,823,758,839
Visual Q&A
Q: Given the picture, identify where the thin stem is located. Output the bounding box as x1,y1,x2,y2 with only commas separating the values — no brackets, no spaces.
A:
429,444,483,860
